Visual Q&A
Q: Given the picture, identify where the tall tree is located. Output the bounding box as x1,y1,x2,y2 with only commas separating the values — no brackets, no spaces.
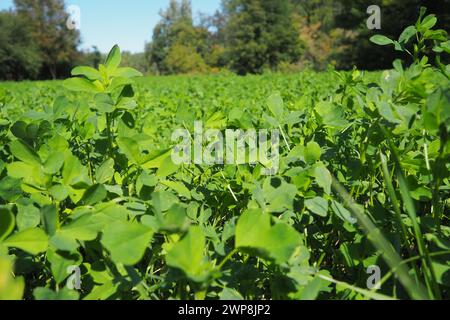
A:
222,0,301,74
0,11,42,80
289,0,338,70
147,0,208,74
291,0,336,31
14,0,80,79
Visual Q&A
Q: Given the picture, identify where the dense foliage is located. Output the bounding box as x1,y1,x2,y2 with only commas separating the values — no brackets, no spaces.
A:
0,11,449,300
0,0,81,80
0,11,42,80
222,0,301,74
1,0,449,80
146,0,450,74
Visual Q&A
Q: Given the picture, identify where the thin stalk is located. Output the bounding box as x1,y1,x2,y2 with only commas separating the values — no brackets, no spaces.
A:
431,135,447,229
423,130,436,219
217,248,239,270
278,125,291,152
380,153,410,246
423,131,431,172
220,171,238,203
380,152,422,285
397,171,441,299
106,113,114,158
332,177,429,300
316,273,397,301
86,144,94,183
381,127,441,299
374,251,450,292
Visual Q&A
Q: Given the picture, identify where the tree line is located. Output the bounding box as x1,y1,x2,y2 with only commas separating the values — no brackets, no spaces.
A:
0,0,448,80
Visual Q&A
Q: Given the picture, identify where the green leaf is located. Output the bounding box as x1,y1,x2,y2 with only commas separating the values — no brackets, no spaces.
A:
438,40,450,54
159,204,189,232
136,171,157,195
71,66,103,81
33,287,79,300
219,288,244,300
117,137,141,165
83,281,118,300
49,233,79,252
267,93,284,120
0,177,22,201
101,221,153,265
421,14,437,31
370,35,394,46
81,184,107,205
108,77,132,92
0,207,15,241
293,271,332,300
315,101,348,130
205,110,227,129
116,97,137,110
16,203,40,231
160,180,191,200
6,162,35,179
9,139,41,166
96,159,115,184
166,226,211,281
62,154,91,188
63,77,100,93
112,67,143,78
433,262,450,285
399,26,417,44
49,184,69,202
0,257,24,300
94,93,115,113
47,249,81,284
235,209,302,264
314,164,332,194
425,88,450,134
305,197,329,217
59,214,101,241
152,190,179,214
304,141,322,164
105,45,121,71
141,149,172,169
331,200,356,224
393,41,403,51
43,153,65,175
262,178,297,213
4,228,49,255
95,203,129,223
157,157,180,178
41,205,59,236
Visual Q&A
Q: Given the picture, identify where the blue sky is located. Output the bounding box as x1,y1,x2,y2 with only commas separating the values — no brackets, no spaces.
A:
0,0,221,53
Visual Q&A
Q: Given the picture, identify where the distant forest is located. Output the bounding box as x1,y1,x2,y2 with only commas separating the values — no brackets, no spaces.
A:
1,0,449,80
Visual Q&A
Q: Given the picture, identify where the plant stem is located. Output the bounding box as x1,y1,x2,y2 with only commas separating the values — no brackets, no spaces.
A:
316,273,397,301
279,125,291,152
220,171,238,202
332,176,429,300
218,248,238,270
106,112,114,158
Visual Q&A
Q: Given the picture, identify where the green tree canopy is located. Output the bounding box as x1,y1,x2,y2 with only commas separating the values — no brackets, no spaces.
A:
0,11,42,80
222,0,301,74
14,0,81,79
147,0,209,74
